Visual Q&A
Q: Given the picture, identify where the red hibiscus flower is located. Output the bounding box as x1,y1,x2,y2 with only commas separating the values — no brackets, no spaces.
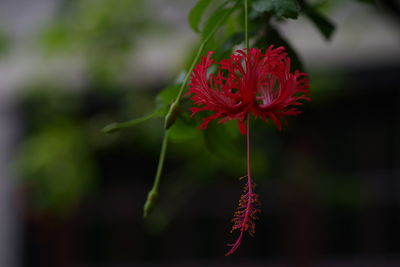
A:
187,46,310,134
187,46,311,256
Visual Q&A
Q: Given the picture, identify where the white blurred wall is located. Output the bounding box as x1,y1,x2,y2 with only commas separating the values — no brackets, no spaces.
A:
0,1,60,266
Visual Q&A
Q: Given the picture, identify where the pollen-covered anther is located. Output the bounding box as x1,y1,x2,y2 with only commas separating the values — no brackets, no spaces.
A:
227,180,261,250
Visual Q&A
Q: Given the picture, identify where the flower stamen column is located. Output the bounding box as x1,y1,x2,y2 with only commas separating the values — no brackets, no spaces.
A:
225,117,260,256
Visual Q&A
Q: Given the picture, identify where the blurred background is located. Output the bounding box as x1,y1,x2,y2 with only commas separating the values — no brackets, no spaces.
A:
0,0,400,266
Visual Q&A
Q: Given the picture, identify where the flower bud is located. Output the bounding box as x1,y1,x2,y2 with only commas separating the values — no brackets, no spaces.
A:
101,122,120,134
143,190,159,218
164,101,181,129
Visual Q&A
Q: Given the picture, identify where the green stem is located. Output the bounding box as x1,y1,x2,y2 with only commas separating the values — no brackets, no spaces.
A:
146,0,240,217
164,41,207,129
102,112,157,133
118,113,155,128
165,1,238,129
143,131,169,218
175,1,236,103
154,131,169,193
175,41,206,102
244,0,249,50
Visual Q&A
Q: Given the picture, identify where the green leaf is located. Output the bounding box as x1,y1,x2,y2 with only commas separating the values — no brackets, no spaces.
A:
256,26,305,72
189,0,213,33
168,116,200,143
155,84,180,114
202,0,240,41
212,32,244,61
298,0,335,40
203,120,242,162
306,9,335,40
253,0,301,19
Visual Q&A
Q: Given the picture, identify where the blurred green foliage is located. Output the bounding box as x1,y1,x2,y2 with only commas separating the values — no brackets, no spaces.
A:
0,30,8,55
42,0,152,85
16,120,96,214
15,86,97,215
14,0,377,217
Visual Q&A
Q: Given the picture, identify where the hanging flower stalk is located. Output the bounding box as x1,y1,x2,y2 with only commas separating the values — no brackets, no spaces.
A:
187,46,311,255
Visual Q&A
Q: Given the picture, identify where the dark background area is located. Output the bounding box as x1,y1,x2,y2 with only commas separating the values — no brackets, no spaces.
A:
21,63,400,267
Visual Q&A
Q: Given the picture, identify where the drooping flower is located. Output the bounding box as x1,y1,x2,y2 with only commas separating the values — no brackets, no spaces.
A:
187,46,311,256
187,46,310,134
